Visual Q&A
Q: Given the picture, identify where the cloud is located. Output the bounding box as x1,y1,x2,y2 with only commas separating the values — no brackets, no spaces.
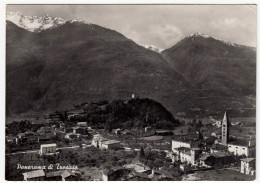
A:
147,24,184,48
210,18,246,30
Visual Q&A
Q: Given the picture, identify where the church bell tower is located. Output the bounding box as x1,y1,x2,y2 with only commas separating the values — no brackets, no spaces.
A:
221,111,229,145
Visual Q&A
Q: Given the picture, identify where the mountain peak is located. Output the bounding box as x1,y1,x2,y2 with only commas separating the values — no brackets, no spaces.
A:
6,11,89,32
188,32,242,47
189,32,211,38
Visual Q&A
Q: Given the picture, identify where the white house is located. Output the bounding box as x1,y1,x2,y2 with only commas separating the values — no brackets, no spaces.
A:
145,127,152,132
100,140,120,150
91,134,107,148
172,139,191,154
171,139,201,165
240,158,255,176
227,140,255,157
40,143,57,155
215,121,222,128
114,128,122,135
77,122,87,127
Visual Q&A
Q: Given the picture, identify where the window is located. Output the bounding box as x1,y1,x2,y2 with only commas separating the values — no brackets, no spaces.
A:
223,125,226,127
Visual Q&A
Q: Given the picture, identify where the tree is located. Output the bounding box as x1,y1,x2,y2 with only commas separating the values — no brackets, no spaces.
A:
138,147,145,160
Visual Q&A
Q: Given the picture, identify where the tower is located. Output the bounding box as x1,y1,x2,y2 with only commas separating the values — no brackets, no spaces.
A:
221,111,229,145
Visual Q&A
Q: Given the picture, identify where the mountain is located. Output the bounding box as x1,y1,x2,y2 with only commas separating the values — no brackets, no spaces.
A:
6,17,189,118
6,11,256,119
161,32,256,117
143,45,164,53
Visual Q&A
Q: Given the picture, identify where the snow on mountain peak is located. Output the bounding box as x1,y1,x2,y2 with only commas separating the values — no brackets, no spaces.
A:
189,32,210,38
188,32,240,47
6,11,88,32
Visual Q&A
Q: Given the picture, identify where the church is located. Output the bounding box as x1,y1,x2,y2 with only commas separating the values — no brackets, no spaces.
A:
220,111,255,157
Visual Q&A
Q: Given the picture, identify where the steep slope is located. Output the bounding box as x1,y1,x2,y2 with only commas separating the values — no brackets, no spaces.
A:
6,20,189,116
162,32,256,117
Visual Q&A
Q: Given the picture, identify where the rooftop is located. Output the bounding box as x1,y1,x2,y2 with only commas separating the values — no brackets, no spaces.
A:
23,170,45,179
153,169,174,179
176,147,191,155
228,139,249,147
40,143,57,147
61,170,76,178
172,137,199,145
211,151,230,158
101,140,120,145
141,136,164,141
211,144,228,150
46,170,64,177
241,158,255,163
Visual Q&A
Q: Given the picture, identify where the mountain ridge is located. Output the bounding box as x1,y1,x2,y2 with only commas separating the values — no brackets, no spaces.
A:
6,19,190,118
6,11,88,32
6,12,256,119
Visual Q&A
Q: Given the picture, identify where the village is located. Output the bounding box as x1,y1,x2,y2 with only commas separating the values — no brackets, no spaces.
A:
5,96,256,181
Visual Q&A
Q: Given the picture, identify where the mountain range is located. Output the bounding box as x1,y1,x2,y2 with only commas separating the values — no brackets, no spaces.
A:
6,12,256,119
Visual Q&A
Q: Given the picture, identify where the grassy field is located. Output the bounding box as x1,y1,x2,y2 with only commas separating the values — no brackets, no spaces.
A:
182,168,255,181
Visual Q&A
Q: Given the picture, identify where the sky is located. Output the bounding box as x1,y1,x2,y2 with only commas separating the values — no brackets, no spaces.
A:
6,5,257,49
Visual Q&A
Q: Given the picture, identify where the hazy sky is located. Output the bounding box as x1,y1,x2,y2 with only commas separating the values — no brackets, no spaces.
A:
7,5,257,49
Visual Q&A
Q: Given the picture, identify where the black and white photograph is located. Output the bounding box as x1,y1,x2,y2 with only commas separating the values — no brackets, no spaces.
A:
4,3,257,181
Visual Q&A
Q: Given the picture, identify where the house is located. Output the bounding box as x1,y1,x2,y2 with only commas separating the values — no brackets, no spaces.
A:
77,122,87,127
240,158,255,176
61,170,81,181
215,120,222,128
40,143,57,155
37,127,52,134
45,170,64,181
114,128,122,135
211,131,221,138
210,144,228,153
67,109,84,116
227,139,255,157
149,169,174,180
65,133,81,140
91,134,107,148
72,126,88,135
102,170,108,181
6,135,16,144
156,130,173,136
16,132,39,144
100,140,120,150
199,151,231,168
145,127,152,132
124,162,151,173
122,129,131,135
55,131,66,140
102,167,131,181
22,170,45,181
128,170,151,181
180,164,191,172
171,139,201,165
